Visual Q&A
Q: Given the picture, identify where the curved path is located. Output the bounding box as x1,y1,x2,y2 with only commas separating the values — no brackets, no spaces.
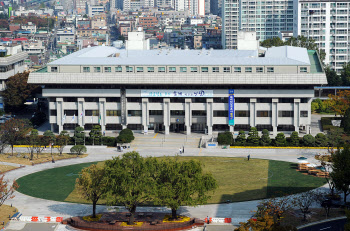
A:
4,146,329,226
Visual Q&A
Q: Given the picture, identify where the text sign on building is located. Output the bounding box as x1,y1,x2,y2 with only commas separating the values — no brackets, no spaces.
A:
141,90,213,97
228,89,234,126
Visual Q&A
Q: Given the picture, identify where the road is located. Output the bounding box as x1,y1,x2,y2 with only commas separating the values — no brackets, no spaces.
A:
298,218,347,231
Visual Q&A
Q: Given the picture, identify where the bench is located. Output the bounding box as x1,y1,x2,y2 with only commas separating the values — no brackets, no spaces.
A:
317,171,329,177
10,212,21,220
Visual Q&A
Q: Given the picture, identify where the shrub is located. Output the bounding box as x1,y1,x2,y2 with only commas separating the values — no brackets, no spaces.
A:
259,129,271,146
117,128,134,143
341,109,350,135
315,133,327,147
235,130,246,146
70,145,87,155
290,131,299,146
217,132,233,145
321,117,342,131
303,134,315,147
247,127,259,146
275,133,286,147
102,136,116,147
30,111,47,127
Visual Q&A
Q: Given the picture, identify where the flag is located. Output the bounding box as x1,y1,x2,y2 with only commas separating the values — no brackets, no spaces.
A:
91,115,93,123
80,112,84,119
71,114,75,123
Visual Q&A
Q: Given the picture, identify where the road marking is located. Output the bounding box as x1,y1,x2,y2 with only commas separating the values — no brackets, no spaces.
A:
319,226,331,230
153,133,158,138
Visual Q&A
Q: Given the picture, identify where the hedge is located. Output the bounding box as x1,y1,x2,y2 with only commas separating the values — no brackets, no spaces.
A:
321,117,342,131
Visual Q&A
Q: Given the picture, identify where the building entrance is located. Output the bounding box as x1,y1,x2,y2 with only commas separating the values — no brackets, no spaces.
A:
191,123,206,133
170,123,185,133
148,123,164,133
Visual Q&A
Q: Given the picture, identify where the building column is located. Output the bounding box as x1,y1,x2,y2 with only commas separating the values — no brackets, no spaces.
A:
294,99,300,133
229,126,234,133
142,98,149,133
77,98,84,127
307,98,312,133
99,98,106,132
56,98,63,133
272,98,278,136
163,98,170,135
206,98,213,135
249,98,256,128
185,98,192,135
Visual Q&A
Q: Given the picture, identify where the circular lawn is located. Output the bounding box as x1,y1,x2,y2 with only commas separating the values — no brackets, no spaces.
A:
16,157,327,204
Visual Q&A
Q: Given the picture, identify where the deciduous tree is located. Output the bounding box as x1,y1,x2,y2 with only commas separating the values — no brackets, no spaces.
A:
76,164,106,218
44,130,56,162
341,62,350,86
341,108,350,135
291,190,320,221
330,147,350,203
0,174,18,207
327,90,350,116
70,145,87,156
26,129,39,160
56,131,69,155
0,119,31,155
155,157,217,220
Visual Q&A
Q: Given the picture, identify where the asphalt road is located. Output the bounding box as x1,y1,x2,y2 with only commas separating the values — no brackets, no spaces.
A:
6,223,58,231
298,218,347,231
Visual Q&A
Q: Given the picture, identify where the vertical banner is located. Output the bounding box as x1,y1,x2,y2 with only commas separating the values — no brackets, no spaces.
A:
228,89,235,126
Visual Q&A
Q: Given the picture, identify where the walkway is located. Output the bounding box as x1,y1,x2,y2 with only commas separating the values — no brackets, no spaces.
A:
3,146,330,228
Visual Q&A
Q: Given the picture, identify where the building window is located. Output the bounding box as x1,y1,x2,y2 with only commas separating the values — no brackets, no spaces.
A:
245,67,252,73
300,67,307,73
214,111,228,117
201,67,208,72
128,110,142,116
63,97,77,102
106,110,120,116
127,124,143,130
136,67,144,72
235,110,250,117
106,124,122,130
104,67,111,72
115,66,122,72
235,98,250,103
212,67,219,72
94,67,101,73
149,98,163,103
147,67,154,72
126,66,133,72
83,67,90,72
192,110,206,116
223,67,230,73
85,97,99,102
169,67,176,72
170,98,185,103
257,98,272,103
51,67,58,72
190,67,198,72
63,123,78,130
158,67,165,72
300,111,308,117
277,125,295,131
267,67,274,73
301,98,308,103
256,67,263,73
64,110,78,116
256,124,273,131
85,110,99,116
234,67,241,73
106,97,120,102
171,110,185,116
149,110,163,115
213,97,228,103
278,111,294,117
180,67,187,72
279,98,294,103
50,110,57,116
257,111,272,117
235,124,250,131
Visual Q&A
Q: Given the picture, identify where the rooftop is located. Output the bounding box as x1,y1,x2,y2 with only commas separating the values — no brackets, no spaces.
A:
49,46,312,66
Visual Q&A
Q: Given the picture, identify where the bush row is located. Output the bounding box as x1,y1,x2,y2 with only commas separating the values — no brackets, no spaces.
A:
321,117,342,131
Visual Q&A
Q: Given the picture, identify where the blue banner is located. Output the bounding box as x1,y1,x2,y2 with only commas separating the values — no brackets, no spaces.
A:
228,89,234,125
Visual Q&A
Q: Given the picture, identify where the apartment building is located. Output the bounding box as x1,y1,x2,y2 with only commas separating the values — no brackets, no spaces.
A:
29,46,326,135
293,0,350,73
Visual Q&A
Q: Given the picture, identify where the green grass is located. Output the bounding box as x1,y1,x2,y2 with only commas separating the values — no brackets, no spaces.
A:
16,157,327,204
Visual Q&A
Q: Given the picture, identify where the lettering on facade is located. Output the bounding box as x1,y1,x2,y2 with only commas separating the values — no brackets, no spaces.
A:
228,89,235,126
141,90,213,97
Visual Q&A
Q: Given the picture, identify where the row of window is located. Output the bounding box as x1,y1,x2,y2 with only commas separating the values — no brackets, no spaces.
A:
51,66,309,74
54,110,308,118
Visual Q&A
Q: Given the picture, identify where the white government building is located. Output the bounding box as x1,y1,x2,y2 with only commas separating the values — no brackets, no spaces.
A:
29,46,326,136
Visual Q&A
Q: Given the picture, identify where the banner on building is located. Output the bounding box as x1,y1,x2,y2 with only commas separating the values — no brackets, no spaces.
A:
228,89,234,126
141,90,213,98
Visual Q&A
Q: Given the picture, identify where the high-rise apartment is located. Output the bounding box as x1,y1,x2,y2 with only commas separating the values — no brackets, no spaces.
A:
293,0,350,73
222,0,239,49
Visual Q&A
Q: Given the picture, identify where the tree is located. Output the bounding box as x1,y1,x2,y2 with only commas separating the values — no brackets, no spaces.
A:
247,127,259,146
325,66,342,86
76,164,106,218
104,152,158,225
345,209,350,231
1,71,40,112
74,126,85,145
303,134,315,147
315,133,327,147
26,129,39,160
327,90,350,117
275,133,286,147
156,157,217,220
44,130,56,161
260,129,271,146
289,132,299,146
291,190,320,221
341,62,350,86
116,128,134,144
89,125,102,145
260,37,284,48
0,130,8,154
217,132,233,145
341,108,350,135
235,130,246,146
56,131,70,155
330,147,350,203
327,127,344,150
0,119,31,155
70,145,87,156
0,174,19,208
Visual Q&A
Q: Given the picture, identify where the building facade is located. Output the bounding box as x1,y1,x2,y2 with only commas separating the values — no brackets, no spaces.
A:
293,0,350,73
29,46,326,136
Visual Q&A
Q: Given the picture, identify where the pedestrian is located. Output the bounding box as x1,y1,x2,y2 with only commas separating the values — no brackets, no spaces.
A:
179,147,182,154
183,146,184,154
247,154,250,161
206,216,210,224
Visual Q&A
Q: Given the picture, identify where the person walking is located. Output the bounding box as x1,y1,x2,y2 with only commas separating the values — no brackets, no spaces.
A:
179,147,182,154
247,154,250,161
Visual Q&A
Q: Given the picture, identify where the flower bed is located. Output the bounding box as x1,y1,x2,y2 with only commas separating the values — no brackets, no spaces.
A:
163,215,191,223
82,214,102,222
120,222,143,227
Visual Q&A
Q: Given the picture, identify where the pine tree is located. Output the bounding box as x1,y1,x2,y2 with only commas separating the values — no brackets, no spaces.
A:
247,127,259,146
